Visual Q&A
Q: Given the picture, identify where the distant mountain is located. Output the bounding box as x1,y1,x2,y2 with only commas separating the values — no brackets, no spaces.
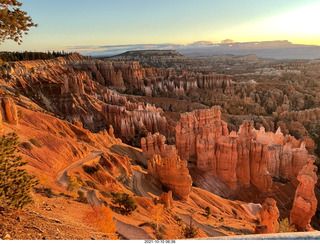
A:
85,40,320,60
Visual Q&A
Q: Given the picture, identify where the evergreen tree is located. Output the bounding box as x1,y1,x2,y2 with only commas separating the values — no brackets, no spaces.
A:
0,0,37,44
111,192,137,214
0,132,38,209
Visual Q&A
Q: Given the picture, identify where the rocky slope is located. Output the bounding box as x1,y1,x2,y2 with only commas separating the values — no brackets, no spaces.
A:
1,53,320,238
0,76,259,240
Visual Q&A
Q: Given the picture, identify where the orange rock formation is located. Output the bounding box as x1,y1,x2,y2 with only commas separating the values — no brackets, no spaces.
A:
148,154,192,201
0,97,19,126
290,156,318,231
175,107,311,190
141,132,176,159
4,54,173,138
257,198,280,234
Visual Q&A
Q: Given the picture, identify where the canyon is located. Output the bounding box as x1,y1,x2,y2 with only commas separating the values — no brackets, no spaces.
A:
0,52,319,239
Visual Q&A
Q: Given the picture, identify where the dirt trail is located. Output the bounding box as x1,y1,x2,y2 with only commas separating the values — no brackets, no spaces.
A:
115,219,152,240
178,213,226,237
132,170,152,198
56,151,103,187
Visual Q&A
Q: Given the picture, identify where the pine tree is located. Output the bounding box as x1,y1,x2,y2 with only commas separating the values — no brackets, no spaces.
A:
111,192,137,215
0,132,38,209
0,0,37,44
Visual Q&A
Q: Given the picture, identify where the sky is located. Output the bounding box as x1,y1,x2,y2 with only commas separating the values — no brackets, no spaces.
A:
0,0,320,53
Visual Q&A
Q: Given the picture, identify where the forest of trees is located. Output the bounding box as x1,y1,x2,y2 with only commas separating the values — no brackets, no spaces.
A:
0,51,73,62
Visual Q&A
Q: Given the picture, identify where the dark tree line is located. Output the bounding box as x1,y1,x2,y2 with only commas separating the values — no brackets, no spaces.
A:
0,51,73,62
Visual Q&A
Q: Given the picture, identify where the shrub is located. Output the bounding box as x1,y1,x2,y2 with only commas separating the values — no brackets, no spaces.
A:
29,138,42,148
85,205,118,239
174,215,183,226
17,109,24,119
151,204,165,231
35,187,55,198
0,133,38,209
77,190,88,204
83,165,99,175
20,142,33,151
205,206,211,218
182,224,198,238
278,218,296,233
67,175,82,192
85,180,98,189
99,190,111,198
232,209,238,217
59,131,67,137
111,192,137,215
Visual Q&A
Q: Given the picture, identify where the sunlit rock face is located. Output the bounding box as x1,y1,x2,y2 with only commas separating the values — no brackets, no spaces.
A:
175,106,312,191
141,132,177,160
0,97,19,132
290,156,318,231
148,153,192,201
3,54,173,138
256,198,280,234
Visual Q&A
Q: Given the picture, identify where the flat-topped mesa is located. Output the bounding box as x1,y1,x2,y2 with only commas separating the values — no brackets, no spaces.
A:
290,156,318,231
175,107,312,191
141,132,177,160
148,154,192,201
256,198,280,234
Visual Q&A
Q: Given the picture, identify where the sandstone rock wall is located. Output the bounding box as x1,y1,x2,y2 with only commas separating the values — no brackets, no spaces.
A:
3,54,173,138
290,156,318,231
277,108,320,125
0,97,19,131
257,198,280,234
175,107,311,191
148,154,192,200
1,97,19,125
141,132,176,159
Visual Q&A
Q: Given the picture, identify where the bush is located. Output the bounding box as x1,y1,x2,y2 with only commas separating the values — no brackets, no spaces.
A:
67,175,82,192
232,209,238,217
77,190,88,204
182,224,198,238
99,190,111,198
174,215,183,226
29,138,42,148
205,206,211,218
17,109,24,119
20,142,33,151
278,218,296,233
0,133,38,209
111,192,137,215
34,187,55,198
59,131,67,137
85,205,118,239
85,180,98,189
83,165,99,175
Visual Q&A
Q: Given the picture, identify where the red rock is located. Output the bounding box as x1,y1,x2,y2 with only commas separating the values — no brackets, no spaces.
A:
160,191,174,208
2,97,18,125
148,154,192,201
141,132,176,160
257,198,280,234
290,156,318,231
175,107,311,191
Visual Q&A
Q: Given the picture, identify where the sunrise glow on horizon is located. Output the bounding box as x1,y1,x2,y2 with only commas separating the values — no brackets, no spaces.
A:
0,0,319,52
